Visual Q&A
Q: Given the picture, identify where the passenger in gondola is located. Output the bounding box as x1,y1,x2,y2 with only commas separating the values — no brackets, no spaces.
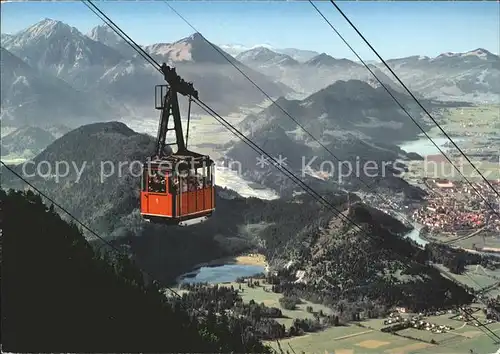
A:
187,176,197,192
171,176,179,192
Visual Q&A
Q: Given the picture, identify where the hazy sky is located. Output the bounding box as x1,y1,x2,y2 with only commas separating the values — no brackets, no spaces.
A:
1,1,499,60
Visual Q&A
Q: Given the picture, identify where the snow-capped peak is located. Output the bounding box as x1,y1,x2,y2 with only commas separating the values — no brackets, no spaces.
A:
23,18,74,39
87,24,118,41
434,48,497,61
175,32,205,46
237,46,275,59
218,43,274,56
236,46,298,66
143,33,234,64
461,48,492,60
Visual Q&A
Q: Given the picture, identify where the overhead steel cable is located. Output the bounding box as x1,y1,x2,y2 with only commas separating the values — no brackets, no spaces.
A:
83,0,489,271
193,96,370,231
192,98,500,335
192,99,500,337
307,0,500,220
312,0,500,203
82,0,162,73
158,2,500,341
80,0,378,238
158,0,435,240
83,1,440,300
158,2,500,274
76,0,499,343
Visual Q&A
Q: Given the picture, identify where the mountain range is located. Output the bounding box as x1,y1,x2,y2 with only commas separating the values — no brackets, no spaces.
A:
219,44,320,62
1,126,57,160
236,46,500,102
1,19,290,128
3,18,497,132
0,46,116,128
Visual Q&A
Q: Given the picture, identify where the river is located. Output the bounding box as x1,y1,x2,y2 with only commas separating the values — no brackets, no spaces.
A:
404,223,428,247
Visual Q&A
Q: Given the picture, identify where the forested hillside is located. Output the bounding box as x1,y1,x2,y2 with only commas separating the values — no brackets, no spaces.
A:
1,189,269,353
262,202,476,313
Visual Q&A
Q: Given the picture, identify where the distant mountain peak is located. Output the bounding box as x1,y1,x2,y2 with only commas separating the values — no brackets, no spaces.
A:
145,32,235,64
24,18,75,38
316,52,332,59
87,24,117,40
236,46,299,66
305,52,358,68
305,53,335,66
462,48,496,59
187,32,204,42
434,48,498,61
86,24,136,56
176,32,205,46
275,48,319,62
253,46,274,54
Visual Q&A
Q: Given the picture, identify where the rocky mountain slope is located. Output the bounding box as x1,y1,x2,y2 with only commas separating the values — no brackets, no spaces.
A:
1,126,56,159
2,19,124,89
220,43,319,62
379,49,500,103
238,79,440,143
238,48,405,96
0,47,116,127
225,79,454,196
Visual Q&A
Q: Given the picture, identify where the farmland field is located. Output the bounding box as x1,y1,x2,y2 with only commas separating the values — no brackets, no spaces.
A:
216,281,500,354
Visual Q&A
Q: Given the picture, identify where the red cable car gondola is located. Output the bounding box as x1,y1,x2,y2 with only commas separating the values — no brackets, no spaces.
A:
140,63,215,226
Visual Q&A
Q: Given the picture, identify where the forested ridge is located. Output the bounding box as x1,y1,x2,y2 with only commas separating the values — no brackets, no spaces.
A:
258,202,480,314
1,189,270,352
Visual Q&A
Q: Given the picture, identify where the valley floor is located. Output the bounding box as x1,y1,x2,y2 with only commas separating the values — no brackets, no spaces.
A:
404,104,500,183
211,280,500,354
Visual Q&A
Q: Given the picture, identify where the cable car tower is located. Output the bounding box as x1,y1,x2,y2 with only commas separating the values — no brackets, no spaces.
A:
140,63,215,226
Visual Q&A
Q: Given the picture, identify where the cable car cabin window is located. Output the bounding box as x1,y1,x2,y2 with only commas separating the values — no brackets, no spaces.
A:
142,168,147,192
209,164,214,186
148,170,166,193
201,165,213,188
169,175,179,194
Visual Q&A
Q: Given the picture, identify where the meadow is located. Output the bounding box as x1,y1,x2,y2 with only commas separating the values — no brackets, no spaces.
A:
218,281,500,354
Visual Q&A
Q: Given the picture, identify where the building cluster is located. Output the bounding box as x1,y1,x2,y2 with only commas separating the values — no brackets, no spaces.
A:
383,311,453,334
382,306,498,335
412,179,500,234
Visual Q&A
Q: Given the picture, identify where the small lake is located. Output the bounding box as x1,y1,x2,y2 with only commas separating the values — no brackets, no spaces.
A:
178,264,265,284
179,223,428,285
178,223,429,285
399,137,454,156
